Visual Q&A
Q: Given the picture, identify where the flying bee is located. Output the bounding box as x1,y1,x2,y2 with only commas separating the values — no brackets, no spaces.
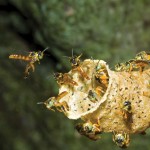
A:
94,61,109,88
54,72,78,87
113,132,130,148
67,51,89,80
75,121,102,141
135,51,150,61
9,48,48,78
121,101,132,120
37,91,69,113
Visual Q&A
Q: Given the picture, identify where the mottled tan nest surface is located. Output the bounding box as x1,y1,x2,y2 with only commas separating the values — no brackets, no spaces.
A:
59,59,150,134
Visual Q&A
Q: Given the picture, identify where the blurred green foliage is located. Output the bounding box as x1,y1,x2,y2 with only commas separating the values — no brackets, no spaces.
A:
0,0,150,150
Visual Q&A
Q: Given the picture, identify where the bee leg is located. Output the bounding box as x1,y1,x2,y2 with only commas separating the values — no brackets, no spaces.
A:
116,110,128,120
61,101,69,111
55,103,64,112
56,107,63,112
86,134,101,141
24,64,31,78
30,63,35,72
28,52,33,57
124,113,128,120
129,65,133,73
48,108,55,111
37,58,40,64
139,66,145,73
56,101,69,112
126,134,130,147
76,67,90,80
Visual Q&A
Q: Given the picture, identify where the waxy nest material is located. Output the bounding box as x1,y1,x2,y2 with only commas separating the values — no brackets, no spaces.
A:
59,59,150,134
43,53,150,148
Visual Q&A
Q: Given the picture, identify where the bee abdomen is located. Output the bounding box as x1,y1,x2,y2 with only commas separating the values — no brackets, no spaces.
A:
9,55,31,61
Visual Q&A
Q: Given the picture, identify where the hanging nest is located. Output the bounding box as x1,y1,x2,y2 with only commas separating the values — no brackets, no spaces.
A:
43,51,150,148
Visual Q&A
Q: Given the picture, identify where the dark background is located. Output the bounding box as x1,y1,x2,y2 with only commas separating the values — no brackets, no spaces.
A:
0,0,150,150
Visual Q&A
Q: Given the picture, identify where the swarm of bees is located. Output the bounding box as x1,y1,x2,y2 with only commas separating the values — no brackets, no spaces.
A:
9,50,150,148
9,48,48,78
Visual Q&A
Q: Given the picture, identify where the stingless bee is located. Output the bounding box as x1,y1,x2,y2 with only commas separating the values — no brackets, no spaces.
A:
135,51,150,61
122,101,132,120
87,61,108,102
87,90,98,102
94,61,109,88
115,59,149,73
67,51,89,80
9,48,48,78
113,132,130,148
75,120,102,141
87,61,106,103
128,59,149,73
87,86,105,103
54,72,78,87
115,61,134,72
38,91,69,113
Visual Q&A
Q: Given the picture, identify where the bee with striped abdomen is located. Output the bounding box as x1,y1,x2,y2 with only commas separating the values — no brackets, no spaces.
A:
9,48,48,78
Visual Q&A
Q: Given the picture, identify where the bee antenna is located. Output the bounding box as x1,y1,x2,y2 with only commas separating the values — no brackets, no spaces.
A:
53,72,56,76
53,72,56,77
90,56,95,62
37,102,44,105
72,49,74,57
41,47,49,53
63,55,70,59
53,72,58,78
46,72,54,80
96,60,100,67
